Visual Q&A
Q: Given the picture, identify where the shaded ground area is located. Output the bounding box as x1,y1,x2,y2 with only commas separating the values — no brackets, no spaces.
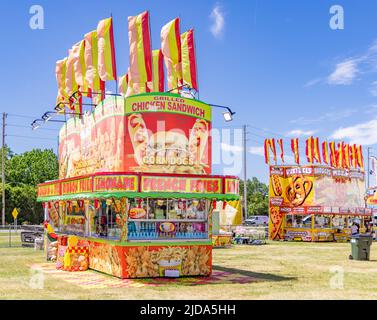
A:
1,236,377,299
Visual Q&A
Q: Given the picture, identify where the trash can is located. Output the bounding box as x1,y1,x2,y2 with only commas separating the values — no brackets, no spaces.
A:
350,234,373,261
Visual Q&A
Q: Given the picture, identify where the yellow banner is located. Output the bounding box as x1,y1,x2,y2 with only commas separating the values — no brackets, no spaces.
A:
61,177,92,195
125,94,211,121
93,175,138,192
141,176,222,194
38,183,61,197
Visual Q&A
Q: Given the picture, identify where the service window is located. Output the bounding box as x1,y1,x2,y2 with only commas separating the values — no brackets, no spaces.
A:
292,215,310,228
127,198,209,241
128,198,147,219
92,200,122,240
332,216,346,228
314,215,331,228
285,214,293,227
93,201,108,238
62,201,85,236
167,199,187,219
149,199,167,219
186,199,207,220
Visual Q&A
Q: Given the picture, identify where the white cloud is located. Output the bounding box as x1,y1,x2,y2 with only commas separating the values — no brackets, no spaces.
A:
306,40,377,88
364,103,377,114
221,143,265,157
248,146,264,156
303,78,322,88
290,109,357,125
327,59,359,85
286,129,316,137
331,118,377,145
210,3,225,38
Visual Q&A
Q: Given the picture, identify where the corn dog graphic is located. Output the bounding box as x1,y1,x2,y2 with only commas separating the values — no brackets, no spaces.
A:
270,207,284,240
127,113,149,166
49,202,60,227
271,174,283,196
188,119,209,166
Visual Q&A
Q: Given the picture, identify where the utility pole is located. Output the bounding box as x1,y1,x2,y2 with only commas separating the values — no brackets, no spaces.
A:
2,113,6,227
367,147,371,190
243,125,247,220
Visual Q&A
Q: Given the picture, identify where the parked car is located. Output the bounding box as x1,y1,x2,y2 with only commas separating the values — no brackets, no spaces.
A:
20,225,44,247
243,216,268,226
243,219,257,226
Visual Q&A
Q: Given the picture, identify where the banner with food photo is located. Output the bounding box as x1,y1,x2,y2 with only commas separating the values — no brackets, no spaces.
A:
59,97,126,179
313,169,365,208
283,166,315,207
124,94,212,174
58,117,81,179
47,201,60,228
269,206,285,240
268,166,286,240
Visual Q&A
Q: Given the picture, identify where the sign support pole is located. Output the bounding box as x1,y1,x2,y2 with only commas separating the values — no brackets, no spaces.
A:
2,113,6,227
243,125,248,220
367,147,371,190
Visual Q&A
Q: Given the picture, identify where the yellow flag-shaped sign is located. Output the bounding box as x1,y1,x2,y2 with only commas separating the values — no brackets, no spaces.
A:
12,208,19,220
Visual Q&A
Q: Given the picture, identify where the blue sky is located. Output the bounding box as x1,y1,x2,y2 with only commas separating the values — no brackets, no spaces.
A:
1,0,377,183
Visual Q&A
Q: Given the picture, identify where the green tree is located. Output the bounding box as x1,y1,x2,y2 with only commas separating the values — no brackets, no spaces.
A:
239,177,269,217
7,149,58,186
0,147,58,224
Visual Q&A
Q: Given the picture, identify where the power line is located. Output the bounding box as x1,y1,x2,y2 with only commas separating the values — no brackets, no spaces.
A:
7,113,39,119
7,124,58,131
7,135,56,141
248,125,286,138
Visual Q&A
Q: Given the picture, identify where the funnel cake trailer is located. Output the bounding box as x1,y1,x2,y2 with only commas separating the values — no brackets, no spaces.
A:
268,165,370,242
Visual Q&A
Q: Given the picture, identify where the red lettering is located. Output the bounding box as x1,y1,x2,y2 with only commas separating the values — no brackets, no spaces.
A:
213,180,219,193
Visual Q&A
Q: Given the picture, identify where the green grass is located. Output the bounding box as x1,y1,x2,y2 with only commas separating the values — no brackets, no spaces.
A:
1,235,377,299
0,231,22,247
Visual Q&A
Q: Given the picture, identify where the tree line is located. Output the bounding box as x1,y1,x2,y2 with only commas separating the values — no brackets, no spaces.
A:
239,178,269,217
0,147,58,225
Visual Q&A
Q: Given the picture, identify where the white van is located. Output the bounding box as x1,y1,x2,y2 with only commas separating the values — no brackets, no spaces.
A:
244,216,268,226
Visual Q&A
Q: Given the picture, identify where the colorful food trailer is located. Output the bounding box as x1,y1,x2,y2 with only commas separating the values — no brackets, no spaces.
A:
365,187,377,236
37,94,240,278
268,165,369,242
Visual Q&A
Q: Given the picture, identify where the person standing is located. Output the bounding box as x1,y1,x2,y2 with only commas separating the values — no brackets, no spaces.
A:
351,223,358,235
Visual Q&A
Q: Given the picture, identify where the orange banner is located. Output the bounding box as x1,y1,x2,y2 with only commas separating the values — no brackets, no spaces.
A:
61,177,93,195
93,175,138,192
161,18,182,90
225,178,239,195
97,17,117,81
128,11,152,93
181,29,198,91
38,183,61,197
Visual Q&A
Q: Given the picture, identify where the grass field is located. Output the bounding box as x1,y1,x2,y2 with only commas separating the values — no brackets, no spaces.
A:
1,233,377,300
